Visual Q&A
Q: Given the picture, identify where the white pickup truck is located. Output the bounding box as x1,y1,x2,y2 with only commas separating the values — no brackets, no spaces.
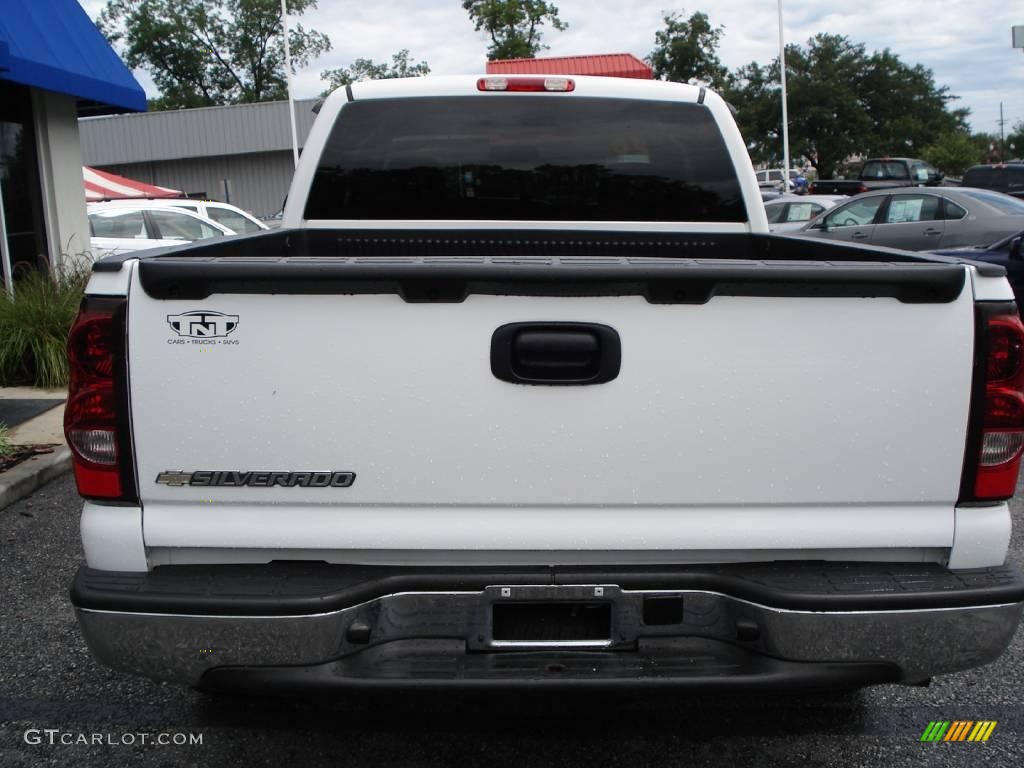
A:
67,75,1024,692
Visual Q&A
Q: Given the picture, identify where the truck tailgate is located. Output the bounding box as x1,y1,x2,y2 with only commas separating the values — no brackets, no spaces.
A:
124,257,975,560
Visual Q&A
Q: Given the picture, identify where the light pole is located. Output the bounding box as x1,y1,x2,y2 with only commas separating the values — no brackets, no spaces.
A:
281,0,300,169
777,0,791,186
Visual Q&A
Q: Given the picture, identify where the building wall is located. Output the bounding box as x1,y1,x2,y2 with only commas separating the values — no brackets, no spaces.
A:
79,98,323,220
99,151,296,219
32,90,90,267
79,98,318,166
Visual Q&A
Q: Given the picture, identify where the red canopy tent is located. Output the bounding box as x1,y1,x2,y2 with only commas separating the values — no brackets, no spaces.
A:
83,166,181,201
486,53,653,80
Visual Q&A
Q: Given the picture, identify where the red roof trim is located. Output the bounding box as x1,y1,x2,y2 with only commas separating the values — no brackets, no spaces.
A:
486,53,653,80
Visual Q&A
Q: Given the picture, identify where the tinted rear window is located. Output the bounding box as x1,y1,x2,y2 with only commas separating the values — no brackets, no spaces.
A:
304,96,746,222
964,166,1024,194
860,161,910,180
964,167,998,187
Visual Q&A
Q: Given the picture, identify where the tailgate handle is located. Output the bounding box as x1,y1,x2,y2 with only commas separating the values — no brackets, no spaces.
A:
491,322,621,385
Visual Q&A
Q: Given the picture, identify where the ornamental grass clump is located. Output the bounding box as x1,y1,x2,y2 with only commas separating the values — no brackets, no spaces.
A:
0,260,90,388
0,424,11,459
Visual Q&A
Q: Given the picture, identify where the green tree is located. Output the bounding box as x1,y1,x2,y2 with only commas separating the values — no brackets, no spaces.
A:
647,11,729,91
922,131,983,177
726,34,967,179
321,50,431,94
1008,121,1024,161
857,49,967,157
98,0,331,110
783,35,874,179
722,61,778,166
968,132,1000,163
462,0,567,60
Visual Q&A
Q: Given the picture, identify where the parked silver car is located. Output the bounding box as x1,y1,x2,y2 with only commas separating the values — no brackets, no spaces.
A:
795,187,1024,250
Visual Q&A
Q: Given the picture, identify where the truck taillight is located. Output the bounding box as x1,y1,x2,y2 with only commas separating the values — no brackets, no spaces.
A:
964,307,1024,501
64,297,136,501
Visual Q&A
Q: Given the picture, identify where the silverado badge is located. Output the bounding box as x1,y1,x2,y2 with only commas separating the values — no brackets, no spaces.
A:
156,471,356,488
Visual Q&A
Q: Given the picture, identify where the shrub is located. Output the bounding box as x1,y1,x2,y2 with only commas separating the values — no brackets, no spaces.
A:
0,259,90,388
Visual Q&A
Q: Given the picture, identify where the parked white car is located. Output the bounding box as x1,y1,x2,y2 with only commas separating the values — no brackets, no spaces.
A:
91,199,268,235
88,204,232,259
764,194,845,232
153,200,268,234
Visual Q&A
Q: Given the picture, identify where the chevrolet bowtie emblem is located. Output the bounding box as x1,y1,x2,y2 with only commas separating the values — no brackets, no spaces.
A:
155,471,193,487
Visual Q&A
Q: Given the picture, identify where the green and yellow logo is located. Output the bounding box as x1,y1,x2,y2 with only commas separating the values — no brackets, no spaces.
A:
920,721,997,742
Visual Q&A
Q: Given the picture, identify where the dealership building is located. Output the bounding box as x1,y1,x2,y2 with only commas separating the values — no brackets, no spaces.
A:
0,0,145,278
80,99,319,220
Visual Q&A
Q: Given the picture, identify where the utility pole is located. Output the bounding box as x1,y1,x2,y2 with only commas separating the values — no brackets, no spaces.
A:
777,0,791,185
999,102,1006,162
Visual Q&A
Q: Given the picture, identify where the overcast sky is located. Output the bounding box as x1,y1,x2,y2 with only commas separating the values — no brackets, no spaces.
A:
80,0,1024,135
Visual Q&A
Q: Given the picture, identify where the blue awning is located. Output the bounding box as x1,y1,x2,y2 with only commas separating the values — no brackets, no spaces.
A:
0,0,146,114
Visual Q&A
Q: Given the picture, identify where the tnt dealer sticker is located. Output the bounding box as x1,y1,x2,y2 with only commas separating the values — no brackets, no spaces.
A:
166,311,240,345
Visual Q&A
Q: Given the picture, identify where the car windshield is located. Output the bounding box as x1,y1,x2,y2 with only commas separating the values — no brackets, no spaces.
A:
959,190,1024,215
305,96,747,222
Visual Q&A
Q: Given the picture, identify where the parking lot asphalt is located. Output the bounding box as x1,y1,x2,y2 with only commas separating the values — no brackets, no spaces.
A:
1,474,1022,768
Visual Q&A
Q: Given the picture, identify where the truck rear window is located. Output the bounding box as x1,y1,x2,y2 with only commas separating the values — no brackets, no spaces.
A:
860,161,910,180
303,96,746,222
964,166,1024,195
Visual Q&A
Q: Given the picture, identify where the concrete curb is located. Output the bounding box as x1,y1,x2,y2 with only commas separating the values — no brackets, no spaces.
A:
0,446,72,511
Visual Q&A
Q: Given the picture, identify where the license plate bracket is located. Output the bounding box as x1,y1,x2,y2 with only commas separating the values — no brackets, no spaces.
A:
492,601,611,643
471,584,627,650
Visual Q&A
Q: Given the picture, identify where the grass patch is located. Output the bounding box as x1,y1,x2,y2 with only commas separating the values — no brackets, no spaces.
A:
0,261,90,388
0,424,11,459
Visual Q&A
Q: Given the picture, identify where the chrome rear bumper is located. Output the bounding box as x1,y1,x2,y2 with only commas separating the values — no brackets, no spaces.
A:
74,575,1024,689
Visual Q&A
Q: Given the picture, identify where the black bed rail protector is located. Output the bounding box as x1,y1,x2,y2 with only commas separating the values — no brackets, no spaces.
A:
71,561,1024,616
137,255,965,303
94,227,1005,273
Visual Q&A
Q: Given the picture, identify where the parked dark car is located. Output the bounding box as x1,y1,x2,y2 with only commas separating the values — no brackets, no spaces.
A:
930,228,1024,308
962,163,1024,199
795,187,1024,250
810,157,943,196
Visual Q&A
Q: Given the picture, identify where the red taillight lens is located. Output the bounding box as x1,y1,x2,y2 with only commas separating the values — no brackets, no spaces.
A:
477,76,575,92
971,309,1024,500
986,319,1024,381
64,298,133,501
